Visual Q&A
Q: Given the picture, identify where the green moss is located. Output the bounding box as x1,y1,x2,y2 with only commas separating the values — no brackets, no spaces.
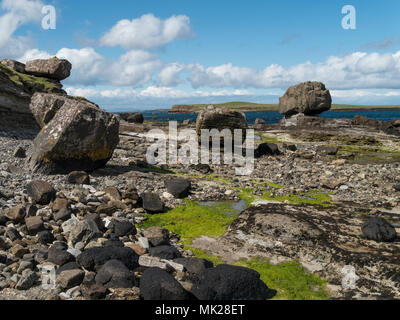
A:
138,200,240,245
138,198,330,300
0,64,61,94
185,248,329,300
234,258,329,300
185,247,226,266
207,173,232,184
259,133,280,144
238,188,333,207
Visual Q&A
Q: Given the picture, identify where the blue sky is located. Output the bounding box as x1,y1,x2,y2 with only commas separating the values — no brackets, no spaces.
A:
1,0,400,110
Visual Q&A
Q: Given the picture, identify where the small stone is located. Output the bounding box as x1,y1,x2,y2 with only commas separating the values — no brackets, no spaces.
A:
124,242,147,256
57,269,85,290
16,270,38,290
149,245,182,260
104,186,121,201
26,180,56,205
25,216,44,235
54,208,71,222
138,256,168,269
142,192,165,213
80,283,108,300
52,198,69,212
47,247,75,266
67,171,90,185
13,145,26,158
138,237,150,250
10,244,29,258
112,220,136,237
143,227,169,247
3,205,26,223
164,179,191,198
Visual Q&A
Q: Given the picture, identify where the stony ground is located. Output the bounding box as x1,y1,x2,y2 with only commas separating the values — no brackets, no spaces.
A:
1,117,400,300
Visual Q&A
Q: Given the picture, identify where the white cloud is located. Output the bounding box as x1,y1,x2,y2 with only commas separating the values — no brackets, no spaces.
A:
110,50,162,86
18,48,51,62
158,62,187,86
99,14,192,50
0,0,43,58
66,86,253,100
56,47,108,85
54,48,161,87
186,51,400,90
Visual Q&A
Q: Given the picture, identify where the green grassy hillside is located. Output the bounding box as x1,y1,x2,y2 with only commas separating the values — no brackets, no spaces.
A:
170,101,400,113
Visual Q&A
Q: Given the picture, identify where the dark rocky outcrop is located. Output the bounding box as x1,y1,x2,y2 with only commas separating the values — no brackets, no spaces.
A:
279,81,332,117
76,246,139,271
191,264,271,300
140,267,196,300
362,217,397,242
95,259,136,289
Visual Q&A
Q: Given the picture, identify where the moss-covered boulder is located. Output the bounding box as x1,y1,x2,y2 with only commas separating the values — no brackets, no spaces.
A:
0,61,66,129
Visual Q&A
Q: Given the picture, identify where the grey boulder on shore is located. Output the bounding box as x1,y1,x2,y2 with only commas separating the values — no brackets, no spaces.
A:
196,108,248,142
279,81,332,117
27,93,119,174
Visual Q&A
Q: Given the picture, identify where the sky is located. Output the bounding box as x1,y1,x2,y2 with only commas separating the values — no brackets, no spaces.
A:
1,0,400,111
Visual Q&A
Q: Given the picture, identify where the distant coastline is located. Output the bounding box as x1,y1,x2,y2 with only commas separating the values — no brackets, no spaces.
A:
166,102,400,114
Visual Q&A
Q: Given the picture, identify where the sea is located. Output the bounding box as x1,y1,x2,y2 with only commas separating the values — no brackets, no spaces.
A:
137,109,400,125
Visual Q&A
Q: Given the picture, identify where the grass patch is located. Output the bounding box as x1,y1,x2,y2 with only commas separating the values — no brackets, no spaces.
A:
259,133,280,144
234,258,329,300
184,248,330,300
238,188,333,207
138,200,240,245
138,198,330,300
0,64,62,94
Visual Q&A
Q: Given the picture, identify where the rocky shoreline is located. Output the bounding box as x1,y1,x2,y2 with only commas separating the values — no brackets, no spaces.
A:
0,62,400,300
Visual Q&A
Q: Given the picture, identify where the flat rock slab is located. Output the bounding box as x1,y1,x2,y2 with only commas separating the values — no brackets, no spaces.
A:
191,203,400,299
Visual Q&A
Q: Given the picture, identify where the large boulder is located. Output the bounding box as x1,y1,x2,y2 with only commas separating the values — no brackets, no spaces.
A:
140,267,196,300
25,57,72,81
196,109,248,143
279,81,332,117
95,259,136,289
28,94,119,174
190,264,271,300
30,92,98,128
76,246,139,271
